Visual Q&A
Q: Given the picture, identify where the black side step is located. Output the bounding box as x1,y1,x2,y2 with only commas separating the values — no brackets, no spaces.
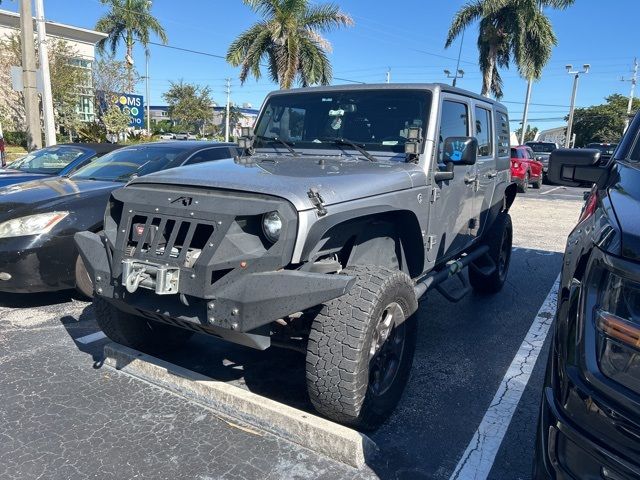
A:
414,245,489,301
435,272,470,303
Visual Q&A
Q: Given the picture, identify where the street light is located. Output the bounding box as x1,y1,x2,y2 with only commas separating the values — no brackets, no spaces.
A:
565,63,590,148
444,69,465,87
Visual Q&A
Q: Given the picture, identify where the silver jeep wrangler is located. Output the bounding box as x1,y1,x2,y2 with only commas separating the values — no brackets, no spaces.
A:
76,84,517,430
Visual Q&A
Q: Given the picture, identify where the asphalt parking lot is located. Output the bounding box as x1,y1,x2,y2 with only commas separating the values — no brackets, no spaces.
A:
0,185,586,480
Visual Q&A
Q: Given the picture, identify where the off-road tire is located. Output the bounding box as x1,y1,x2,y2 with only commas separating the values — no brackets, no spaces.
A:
518,173,529,193
469,212,513,294
75,255,94,299
306,265,418,430
94,297,193,351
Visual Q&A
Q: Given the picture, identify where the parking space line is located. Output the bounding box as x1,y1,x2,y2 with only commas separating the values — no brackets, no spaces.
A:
76,331,107,344
449,275,560,480
540,186,562,195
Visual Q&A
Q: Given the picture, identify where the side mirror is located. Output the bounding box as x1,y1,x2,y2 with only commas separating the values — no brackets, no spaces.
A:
547,148,608,187
443,137,477,166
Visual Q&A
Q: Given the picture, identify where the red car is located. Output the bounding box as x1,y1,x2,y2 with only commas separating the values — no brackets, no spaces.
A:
510,145,543,193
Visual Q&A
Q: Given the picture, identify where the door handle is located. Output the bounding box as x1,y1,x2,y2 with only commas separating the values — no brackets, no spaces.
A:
464,174,477,184
487,171,498,179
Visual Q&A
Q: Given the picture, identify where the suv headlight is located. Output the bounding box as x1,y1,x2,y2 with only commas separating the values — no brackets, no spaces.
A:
595,268,640,394
262,211,282,243
0,212,69,238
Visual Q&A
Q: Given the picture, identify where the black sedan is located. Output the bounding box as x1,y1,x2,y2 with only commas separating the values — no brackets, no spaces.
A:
533,113,640,478
0,141,238,297
0,143,122,188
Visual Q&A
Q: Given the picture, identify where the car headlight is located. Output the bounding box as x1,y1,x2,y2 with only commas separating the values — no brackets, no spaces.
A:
594,268,640,394
512,162,520,169
262,211,282,243
0,211,70,238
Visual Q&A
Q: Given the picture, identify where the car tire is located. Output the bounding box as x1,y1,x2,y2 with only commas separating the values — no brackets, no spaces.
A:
469,212,513,294
94,297,193,351
533,176,543,189
518,173,529,193
306,265,418,431
75,254,94,299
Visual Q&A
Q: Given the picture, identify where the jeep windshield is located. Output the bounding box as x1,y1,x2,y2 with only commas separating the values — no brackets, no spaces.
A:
253,89,432,157
71,146,179,182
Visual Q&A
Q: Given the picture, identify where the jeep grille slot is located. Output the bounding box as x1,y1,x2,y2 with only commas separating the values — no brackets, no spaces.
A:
126,214,216,268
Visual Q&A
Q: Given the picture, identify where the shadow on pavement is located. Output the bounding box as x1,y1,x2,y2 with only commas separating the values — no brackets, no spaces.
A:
0,289,77,308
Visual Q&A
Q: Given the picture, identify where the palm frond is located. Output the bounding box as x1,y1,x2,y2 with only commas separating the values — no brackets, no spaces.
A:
445,1,484,48
302,3,354,32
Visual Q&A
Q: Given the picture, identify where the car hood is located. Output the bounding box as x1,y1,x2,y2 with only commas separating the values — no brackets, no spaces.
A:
130,155,424,211
0,177,120,219
0,169,51,187
608,162,640,261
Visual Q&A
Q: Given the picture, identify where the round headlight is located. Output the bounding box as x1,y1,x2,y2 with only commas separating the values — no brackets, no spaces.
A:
262,211,282,243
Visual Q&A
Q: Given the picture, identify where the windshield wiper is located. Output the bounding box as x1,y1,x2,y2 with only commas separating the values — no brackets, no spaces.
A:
255,135,299,156
323,137,377,162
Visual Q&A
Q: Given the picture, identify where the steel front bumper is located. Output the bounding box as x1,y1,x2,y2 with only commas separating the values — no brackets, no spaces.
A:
0,233,77,293
76,231,355,337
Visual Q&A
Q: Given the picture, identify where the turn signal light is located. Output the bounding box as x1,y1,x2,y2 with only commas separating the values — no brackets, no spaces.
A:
597,311,640,349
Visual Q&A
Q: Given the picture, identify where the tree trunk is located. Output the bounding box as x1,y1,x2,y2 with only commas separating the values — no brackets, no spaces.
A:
481,47,496,98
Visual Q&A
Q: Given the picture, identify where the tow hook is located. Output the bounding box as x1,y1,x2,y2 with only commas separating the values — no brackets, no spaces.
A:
122,259,180,295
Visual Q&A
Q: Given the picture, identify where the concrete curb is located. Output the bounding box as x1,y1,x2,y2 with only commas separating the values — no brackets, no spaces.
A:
103,343,377,469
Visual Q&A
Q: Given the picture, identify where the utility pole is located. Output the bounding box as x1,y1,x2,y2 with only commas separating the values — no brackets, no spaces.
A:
621,58,638,134
519,80,532,145
224,78,231,142
565,64,590,148
20,0,42,150
386,67,391,84
145,50,151,135
35,0,55,146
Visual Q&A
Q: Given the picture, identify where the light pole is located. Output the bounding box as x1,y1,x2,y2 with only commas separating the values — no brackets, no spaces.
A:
145,50,150,135
565,64,590,148
19,0,42,150
621,58,638,134
519,80,532,145
444,69,465,87
35,0,56,146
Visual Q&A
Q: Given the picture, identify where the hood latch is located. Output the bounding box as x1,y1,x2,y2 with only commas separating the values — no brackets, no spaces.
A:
307,187,327,216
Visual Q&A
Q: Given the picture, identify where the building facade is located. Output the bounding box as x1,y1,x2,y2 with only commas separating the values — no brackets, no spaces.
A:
0,9,106,129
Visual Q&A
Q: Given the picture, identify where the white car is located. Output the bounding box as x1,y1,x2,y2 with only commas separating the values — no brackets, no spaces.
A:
158,133,175,140
174,132,197,141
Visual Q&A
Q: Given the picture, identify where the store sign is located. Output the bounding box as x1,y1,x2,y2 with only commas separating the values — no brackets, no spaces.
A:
98,92,144,127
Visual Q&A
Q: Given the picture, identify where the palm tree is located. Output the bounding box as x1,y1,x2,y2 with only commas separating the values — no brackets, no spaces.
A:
95,0,168,92
227,0,353,89
445,0,574,99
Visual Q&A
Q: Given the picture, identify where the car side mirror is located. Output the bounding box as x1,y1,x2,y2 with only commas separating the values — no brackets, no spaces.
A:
547,148,608,187
443,137,477,166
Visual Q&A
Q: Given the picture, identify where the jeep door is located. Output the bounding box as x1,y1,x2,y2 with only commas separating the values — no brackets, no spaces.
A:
470,101,498,238
427,94,477,263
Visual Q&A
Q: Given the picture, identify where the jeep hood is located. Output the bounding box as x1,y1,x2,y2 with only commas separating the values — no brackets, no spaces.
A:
130,155,424,211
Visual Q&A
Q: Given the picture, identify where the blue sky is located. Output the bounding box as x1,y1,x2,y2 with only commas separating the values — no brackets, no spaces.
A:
4,0,638,131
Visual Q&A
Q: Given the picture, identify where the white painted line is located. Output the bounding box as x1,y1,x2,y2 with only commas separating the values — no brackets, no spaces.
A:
540,186,562,195
449,275,560,480
76,331,107,344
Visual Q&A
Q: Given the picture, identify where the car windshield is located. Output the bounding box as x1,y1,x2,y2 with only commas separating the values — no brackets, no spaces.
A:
253,89,432,157
8,146,86,173
71,146,180,182
527,143,556,153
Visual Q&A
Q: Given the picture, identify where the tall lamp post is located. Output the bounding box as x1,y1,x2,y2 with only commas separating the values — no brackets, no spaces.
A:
444,69,465,87
565,64,590,148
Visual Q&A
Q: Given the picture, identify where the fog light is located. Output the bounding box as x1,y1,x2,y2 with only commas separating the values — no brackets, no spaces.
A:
262,211,282,243
0,272,11,281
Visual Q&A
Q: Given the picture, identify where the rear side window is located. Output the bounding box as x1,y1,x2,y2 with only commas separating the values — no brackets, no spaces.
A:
475,107,493,157
439,100,469,162
185,147,232,165
496,111,510,157
511,148,524,159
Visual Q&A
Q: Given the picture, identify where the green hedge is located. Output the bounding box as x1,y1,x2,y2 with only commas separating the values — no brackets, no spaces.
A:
3,131,28,148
